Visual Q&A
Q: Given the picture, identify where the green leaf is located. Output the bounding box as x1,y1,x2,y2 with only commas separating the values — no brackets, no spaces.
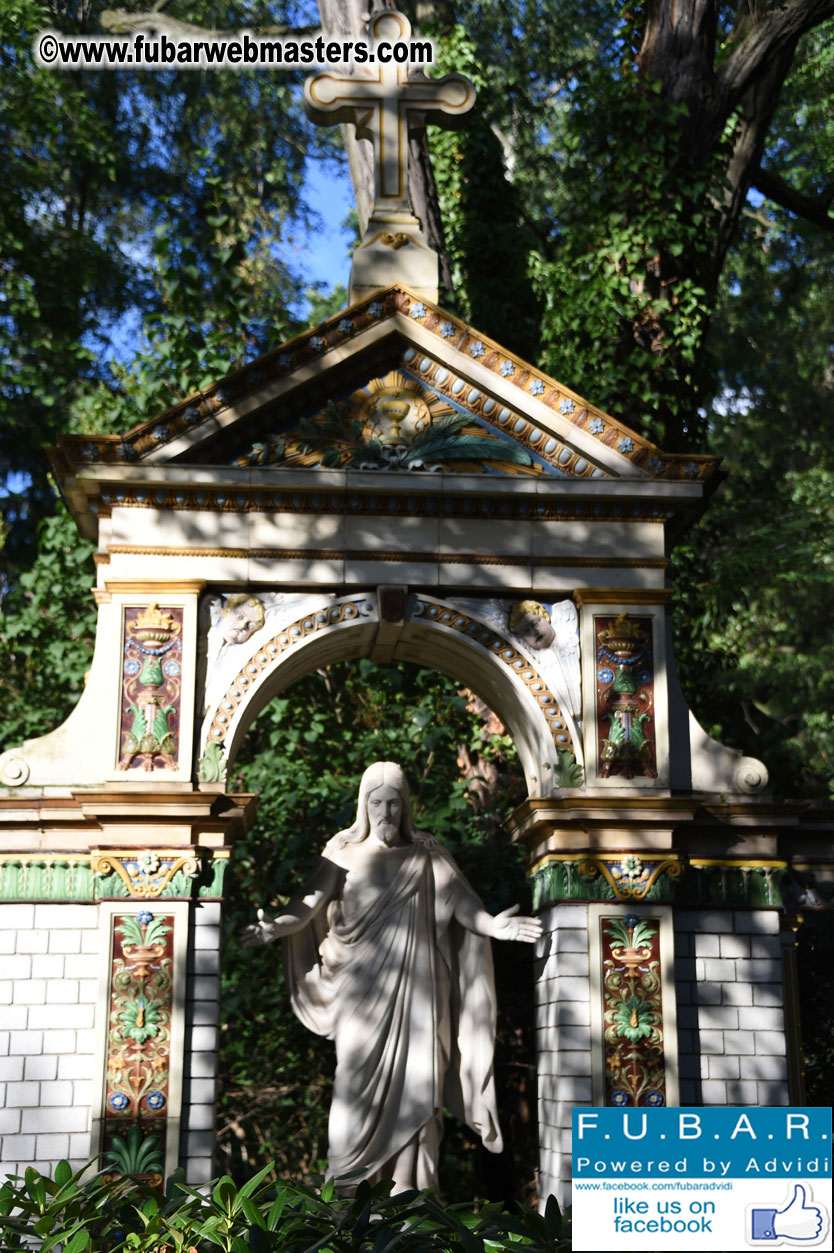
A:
53,1161,72,1189
212,1175,238,1212
63,1229,90,1253
238,1162,275,1200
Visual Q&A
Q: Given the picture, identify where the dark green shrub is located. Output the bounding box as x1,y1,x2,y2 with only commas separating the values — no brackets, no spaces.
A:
0,1162,571,1252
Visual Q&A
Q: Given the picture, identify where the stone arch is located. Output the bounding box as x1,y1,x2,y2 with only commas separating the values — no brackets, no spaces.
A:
201,591,581,797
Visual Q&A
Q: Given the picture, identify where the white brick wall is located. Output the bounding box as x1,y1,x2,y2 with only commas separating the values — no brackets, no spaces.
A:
181,901,222,1184
0,903,99,1177
534,902,791,1210
2,898,226,1187
535,903,591,1206
674,909,789,1107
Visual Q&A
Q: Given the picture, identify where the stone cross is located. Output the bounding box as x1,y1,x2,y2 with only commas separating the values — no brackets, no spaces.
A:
304,10,476,216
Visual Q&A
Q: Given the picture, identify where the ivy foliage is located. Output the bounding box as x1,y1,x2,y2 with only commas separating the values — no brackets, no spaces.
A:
0,502,97,749
426,3,722,447
672,200,834,799
421,1,834,799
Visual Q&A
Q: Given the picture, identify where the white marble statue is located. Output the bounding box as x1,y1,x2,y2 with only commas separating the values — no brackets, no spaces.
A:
241,760,541,1191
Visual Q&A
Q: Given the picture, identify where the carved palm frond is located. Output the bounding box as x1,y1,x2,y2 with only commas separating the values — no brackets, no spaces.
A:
405,413,532,466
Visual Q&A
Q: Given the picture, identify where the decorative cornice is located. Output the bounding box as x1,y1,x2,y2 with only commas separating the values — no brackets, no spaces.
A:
398,292,718,484
87,482,676,524
51,284,720,488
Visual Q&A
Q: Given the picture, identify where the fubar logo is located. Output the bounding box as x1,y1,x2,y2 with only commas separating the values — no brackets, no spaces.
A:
572,1108,832,1253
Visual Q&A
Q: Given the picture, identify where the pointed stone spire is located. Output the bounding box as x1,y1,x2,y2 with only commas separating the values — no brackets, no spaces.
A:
304,10,475,304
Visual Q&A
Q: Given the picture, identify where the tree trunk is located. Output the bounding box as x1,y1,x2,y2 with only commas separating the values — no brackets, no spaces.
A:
638,0,834,289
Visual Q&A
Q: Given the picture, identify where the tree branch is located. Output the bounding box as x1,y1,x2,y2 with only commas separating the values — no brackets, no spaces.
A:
752,166,834,231
100,6,311,37
718,0,834,108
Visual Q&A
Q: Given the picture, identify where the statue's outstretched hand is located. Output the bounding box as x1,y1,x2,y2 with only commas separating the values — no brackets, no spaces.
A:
239,907,278,947
491,904,543,943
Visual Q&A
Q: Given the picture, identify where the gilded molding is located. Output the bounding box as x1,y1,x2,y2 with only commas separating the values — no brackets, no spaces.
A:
105,579,206,594
108,545,248,558
574,588,675,605
106,543,666,570
92,850,199,899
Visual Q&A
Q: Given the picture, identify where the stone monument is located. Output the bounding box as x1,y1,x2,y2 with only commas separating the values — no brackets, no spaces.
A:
1,7,831,1207
242,760,541,1190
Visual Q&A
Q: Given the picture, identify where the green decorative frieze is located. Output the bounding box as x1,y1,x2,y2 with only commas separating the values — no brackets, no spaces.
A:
530,855,683,908
198,853,230,898
0,857,95,901
0,851,231,901
531,855,790,909
679,862,786,908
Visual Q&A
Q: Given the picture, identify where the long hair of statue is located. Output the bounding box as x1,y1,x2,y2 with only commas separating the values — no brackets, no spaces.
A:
328,761,432,849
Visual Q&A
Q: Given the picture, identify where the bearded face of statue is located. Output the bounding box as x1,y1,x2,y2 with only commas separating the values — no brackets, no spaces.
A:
366,783,404,847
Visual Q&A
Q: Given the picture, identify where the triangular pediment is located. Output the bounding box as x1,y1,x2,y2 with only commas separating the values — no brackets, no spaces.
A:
52,285,718,487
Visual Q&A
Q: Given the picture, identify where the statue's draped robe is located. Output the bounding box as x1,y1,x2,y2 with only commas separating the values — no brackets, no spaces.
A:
284,841,502,1187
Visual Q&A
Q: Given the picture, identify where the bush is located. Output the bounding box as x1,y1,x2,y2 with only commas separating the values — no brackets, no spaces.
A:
0,1162,571,1252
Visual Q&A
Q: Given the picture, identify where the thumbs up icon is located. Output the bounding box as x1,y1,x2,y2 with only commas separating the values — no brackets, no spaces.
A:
750,1184,828,1244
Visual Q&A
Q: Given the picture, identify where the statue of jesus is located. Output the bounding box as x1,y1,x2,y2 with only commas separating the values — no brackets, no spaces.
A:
242,760,541,1191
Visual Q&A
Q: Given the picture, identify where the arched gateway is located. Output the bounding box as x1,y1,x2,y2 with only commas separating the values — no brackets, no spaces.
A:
1,15,828,1205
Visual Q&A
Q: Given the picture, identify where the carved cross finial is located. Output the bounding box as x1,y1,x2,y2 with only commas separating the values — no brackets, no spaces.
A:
304,11,475,218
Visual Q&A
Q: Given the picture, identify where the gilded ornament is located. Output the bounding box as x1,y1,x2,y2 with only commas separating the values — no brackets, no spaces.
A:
234,369,534,474
380,231,410,249
129,603,178,645
93,851,199,899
